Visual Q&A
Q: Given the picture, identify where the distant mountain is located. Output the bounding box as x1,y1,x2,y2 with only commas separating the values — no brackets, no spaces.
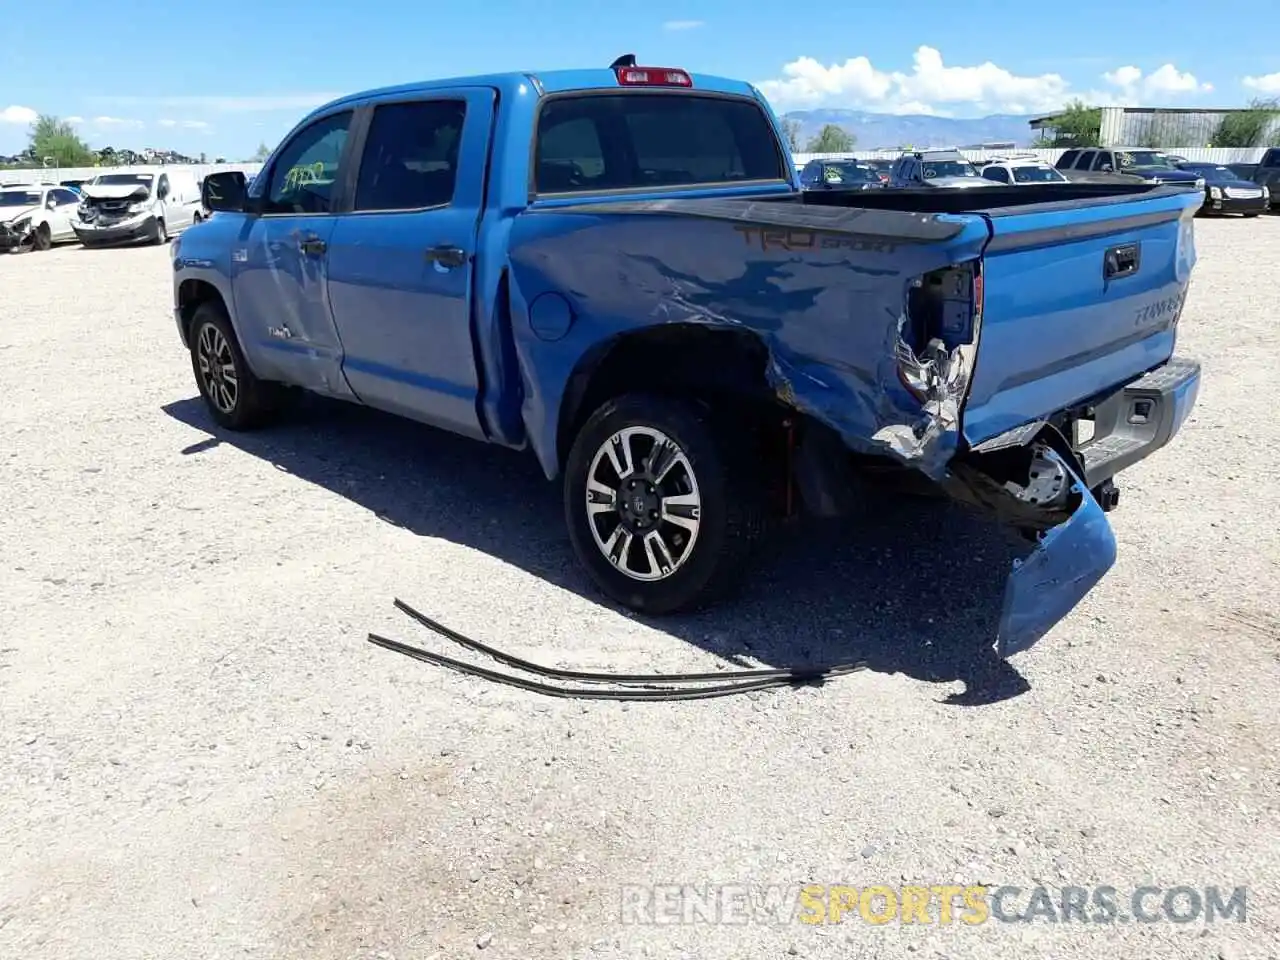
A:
783,109,1039,152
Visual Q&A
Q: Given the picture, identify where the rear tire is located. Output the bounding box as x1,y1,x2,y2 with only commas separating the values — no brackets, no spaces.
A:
563,393,766,615
188,300,281,431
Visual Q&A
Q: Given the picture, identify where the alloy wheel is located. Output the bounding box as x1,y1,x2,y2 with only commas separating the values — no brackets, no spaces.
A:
196,323,239,414
584,426,702,582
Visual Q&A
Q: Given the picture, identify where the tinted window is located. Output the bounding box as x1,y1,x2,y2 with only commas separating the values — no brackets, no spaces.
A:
95,173,154,186
265,111,352,214
1264,151,1280,168
0,190,41,206
534,94,786,194
355,99,467,211
982,166,1011,183
1012,166,1065,183
821,162,877,183
1116,150,1173,169
920,160,977,179
1056,149,1079,169
53,189,79,205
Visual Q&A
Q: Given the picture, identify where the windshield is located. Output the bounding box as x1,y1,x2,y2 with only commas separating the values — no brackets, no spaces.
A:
921,160,977,179
94,173,155,187
0,190,41,207
535,93,787,193
1116,151,1174,170
821,162,878,183
1012,166,1066,183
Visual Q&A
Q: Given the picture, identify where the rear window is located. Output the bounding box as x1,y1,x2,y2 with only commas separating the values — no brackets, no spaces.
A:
534,93,787,194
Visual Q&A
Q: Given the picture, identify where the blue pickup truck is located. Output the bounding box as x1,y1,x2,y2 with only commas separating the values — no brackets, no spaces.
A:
177,58,1203,658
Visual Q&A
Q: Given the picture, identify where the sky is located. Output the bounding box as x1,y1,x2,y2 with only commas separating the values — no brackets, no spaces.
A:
1,0,1277,159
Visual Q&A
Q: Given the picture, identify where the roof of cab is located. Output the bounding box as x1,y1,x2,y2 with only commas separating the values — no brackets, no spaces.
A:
304,68,762,121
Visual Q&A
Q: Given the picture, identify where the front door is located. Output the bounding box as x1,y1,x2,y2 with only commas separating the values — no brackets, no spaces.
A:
231,109,355,396
48,188,81,240
326,89,494,440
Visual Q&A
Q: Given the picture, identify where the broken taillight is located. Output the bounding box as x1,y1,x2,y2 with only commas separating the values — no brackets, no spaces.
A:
615,67,694,87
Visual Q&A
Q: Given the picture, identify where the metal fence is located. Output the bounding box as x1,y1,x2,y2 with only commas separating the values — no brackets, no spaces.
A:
0,162,264,184
793,147,1268,166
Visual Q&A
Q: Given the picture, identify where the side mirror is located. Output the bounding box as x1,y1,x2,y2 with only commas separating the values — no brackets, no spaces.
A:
47,197,57,210
1100,164,1114,173
202,171,248,213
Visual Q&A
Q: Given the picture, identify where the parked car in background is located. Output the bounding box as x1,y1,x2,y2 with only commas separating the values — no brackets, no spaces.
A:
1176,161,1268,216
74,168,204,247
1221,148,1280,210
889,149,995,189
0,182,84,252
185,59,1203,657
864,158,894,183
980,154,1070,185
798,157,885,191
1054,148,1203,190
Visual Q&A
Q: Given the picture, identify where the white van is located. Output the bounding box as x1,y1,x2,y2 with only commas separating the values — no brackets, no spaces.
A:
73,167,204,247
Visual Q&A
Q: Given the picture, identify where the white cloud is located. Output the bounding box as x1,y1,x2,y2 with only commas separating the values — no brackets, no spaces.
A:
757,46,1214,116
1102,64,1212,101
181,120,211,130
66,115,84,124
758,46,1069,115
1243,72,1280,96
662,19,704,31
0,105,38,124
93,93,340,113
158,118,177,127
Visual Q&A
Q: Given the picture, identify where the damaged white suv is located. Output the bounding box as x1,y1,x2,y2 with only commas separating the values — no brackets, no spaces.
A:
74,168,203,247
0,182,84,253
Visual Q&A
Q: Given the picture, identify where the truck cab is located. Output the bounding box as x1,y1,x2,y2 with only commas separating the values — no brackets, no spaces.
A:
177,59,1203,659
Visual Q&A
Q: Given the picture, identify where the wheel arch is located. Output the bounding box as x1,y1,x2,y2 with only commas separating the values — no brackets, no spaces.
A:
552,324,782,479
177,277,233,348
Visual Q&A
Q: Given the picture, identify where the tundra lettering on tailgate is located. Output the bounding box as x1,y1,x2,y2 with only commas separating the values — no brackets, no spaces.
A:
1133,291,1185,331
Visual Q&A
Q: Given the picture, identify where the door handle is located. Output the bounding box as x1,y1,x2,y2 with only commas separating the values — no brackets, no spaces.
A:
299,236,326,256
1103,242,1140,280
424,244,467,268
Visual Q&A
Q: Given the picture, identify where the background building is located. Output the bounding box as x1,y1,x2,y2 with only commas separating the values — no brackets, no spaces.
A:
1029,106,1280,149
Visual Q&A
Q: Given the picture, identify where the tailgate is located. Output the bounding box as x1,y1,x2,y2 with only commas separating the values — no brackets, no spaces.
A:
961,187,1200,446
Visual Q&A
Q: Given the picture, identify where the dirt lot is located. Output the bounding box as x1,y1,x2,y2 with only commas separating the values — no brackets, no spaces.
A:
1,217,1278,960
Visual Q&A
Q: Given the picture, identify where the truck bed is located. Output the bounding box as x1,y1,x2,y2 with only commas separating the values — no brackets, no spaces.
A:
511,181,1201,474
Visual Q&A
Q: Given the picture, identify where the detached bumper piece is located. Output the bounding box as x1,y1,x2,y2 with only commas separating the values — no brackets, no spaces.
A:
368,598,868,701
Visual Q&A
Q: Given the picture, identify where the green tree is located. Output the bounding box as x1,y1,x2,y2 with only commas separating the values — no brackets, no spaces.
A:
779,118,802,152
804,124,855,153
1210,98,1280,148
28,114,95,167
252,142,272,161
1043,100,1102,148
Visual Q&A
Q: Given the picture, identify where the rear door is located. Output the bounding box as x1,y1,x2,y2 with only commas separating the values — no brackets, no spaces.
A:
961,188,1198,446
326,89,493,440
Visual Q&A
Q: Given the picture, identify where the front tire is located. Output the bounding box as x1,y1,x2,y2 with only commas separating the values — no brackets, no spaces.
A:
564,393,766,615
188,301,280,431
153,218,168,245
32,224,52,252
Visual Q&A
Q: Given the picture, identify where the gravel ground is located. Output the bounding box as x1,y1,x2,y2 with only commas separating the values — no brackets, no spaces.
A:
1,218,1278,960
